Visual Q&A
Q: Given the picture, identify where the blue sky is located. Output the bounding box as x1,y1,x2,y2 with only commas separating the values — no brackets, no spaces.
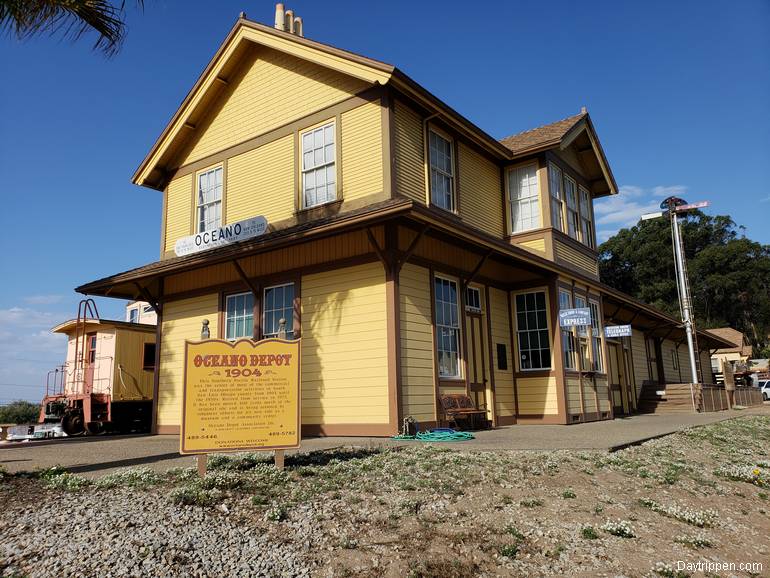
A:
1,0,768,403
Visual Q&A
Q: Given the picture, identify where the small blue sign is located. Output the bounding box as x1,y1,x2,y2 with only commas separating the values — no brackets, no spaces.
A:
559,307,591,327
604,325,633,338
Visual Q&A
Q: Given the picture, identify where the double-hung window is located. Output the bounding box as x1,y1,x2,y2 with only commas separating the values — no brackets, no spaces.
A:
508,164,540,232
434,277,460,378
565,176,579,240
559,290,576,370
515,291,551,370
589,300,603,372
579,186,594,248
197,166,223,232
225,292,254,340
548,163,564,232
302,121,336,208
429,131,455,212
263,283,295,339
465,286,481,313
575,295,590,369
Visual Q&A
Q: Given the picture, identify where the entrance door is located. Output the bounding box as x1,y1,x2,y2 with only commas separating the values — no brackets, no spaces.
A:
84,333,97,393
466,312,488,414
608,342,626,414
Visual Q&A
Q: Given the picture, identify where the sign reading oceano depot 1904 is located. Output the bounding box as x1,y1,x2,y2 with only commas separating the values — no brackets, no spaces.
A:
180,339,301,454
174,216,268,257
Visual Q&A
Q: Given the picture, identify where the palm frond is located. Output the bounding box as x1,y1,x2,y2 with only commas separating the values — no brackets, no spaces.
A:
0,0,144,56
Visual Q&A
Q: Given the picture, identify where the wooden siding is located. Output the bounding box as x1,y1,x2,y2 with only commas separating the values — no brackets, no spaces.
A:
226,134,295,224
341,101,383,200
554,239,599,278
164,228,381,296
112,328,156,401
399,263,435,422
489,288,514,417
700,350,713,383
596,376,610,412
582,377,597,414
517,376,558,415
393,100,425,203
661,339,681,383
566,376,581,414
300,262,390,424
518,238,546,254
164,174,193,253
457,143,503,237
158,295,219,427
181,47,368,166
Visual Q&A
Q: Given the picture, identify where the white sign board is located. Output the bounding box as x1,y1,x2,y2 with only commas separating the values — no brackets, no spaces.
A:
604,324,633,338
559,307,591,327
175,216,268,257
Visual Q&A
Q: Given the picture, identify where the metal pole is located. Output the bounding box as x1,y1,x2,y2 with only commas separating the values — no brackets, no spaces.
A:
670,211,699,411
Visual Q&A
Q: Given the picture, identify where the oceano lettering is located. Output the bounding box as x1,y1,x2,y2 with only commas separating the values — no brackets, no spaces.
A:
193,353,293,368
194,223,243,247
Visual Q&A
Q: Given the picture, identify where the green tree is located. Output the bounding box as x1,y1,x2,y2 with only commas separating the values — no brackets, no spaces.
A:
0,0,143,56
0,400,40,424
599,211,770,354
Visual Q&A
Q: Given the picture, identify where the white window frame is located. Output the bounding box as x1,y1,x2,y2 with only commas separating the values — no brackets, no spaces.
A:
589,300,604,372
428,129,455,212
559,290,576,370
224,292,254,341
514,290,552,371
301,121,336,209
507,163,540,233
128,308,139,324
262,283,295,339
434,276,461,378
548,163,564,232
564,175,580,240
579,185,595,248
575,294,590,369
465,286,482,313
196,166,223,233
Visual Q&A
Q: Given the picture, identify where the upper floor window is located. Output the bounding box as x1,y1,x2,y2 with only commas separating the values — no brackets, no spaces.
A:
548,163,564,232
579,186,594,248
559,290,576,370
565,176,579,240
434,276,460,378
508,164,540,233
428,130,455,212
515,291,551,370
465,286,481,313
225,292,254,340
263,283,295,339
302,121,336,208
197,166,223,233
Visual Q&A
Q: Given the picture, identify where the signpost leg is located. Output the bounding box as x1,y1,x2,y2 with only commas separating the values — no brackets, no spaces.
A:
197,454,208,477
274,450,285,471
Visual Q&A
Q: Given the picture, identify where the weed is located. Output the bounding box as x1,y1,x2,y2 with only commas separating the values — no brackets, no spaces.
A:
520,498,544,508
265,504,288,522
653,561,691,577
581,526,599,540
561,489,576,499
639,498,718,528
504,525,525,541
94,467,162,489
674,533,713,549
169,484,223,506
498,544,519,558
600,519,635,538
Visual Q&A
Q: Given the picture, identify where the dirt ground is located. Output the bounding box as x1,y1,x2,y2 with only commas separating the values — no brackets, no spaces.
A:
2,416,770,577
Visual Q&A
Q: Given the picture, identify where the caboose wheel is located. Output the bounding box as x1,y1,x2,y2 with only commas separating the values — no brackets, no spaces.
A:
85,421,106,435
62,411,85,436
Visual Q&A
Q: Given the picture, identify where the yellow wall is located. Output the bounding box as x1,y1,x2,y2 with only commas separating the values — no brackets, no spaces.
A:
181,47,367,166
113,328,156,401
399,263,435,422
393,100,425,203
566,376,581,415
164,174,192,253
489,287,514,417
554,239,599,278
596,376,610,412
340,101,383,200
226,134,295,224
458,143,504,237
158,295,219,427
518,238,546,254
301,262,390,424
517,376,558,415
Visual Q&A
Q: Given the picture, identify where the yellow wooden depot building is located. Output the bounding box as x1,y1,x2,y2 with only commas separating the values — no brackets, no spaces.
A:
78,8,730,435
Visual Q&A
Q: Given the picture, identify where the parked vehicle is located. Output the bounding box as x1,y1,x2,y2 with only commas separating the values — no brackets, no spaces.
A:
759,380,770,401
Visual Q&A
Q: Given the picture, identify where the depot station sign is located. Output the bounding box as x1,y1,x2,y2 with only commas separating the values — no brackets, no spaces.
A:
174,216,268,257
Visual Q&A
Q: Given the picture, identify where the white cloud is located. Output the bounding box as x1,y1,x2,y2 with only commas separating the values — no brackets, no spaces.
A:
594,184,687,242
24,294,64,305
0,307,62,327
760,195,770,203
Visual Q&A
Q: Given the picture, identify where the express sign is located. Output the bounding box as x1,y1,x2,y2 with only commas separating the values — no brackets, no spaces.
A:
559,307,591,327
174,216,268,257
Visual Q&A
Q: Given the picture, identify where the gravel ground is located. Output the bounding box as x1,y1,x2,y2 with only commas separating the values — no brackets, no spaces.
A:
2,416,770,577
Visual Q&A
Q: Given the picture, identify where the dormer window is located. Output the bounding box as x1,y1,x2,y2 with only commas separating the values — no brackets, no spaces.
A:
302,121,336,208
197,166,223,232
428,130,455,212
548,163,564,232
507,164,540,233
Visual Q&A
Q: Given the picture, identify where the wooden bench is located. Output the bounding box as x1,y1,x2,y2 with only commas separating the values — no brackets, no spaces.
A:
439,394,489,430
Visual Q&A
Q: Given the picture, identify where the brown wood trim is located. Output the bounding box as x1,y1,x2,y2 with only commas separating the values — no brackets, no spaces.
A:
167,86,384,183
405,255,507,292
549,277,569,424
301,423,394,437
496,415,516,426
156,424,180,435
460,281,471,397
484,285,498,427
381,90,393,198
507,290,520,417
150,278,163,435
384,223,401,436
513,370,558,379
515,414,564,425
429,265,441,424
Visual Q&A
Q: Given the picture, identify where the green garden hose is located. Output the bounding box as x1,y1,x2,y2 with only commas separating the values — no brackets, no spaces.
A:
392,430,475,442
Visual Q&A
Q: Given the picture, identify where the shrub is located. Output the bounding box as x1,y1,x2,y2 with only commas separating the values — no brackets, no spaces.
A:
94,468,162,489
498,544,519,558
600,520,635,538
561,489,576,499
520,498,544,508
581,526,599,540
674,532,713,549
639,498,718,528
0,400,40,424
169,485,223,506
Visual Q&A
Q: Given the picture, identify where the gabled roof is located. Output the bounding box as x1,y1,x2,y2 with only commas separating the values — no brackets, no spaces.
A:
708,327,753,356
500,112,587,154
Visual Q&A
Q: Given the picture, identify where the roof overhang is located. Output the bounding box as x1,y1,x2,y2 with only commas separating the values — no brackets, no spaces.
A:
52,318,156,334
